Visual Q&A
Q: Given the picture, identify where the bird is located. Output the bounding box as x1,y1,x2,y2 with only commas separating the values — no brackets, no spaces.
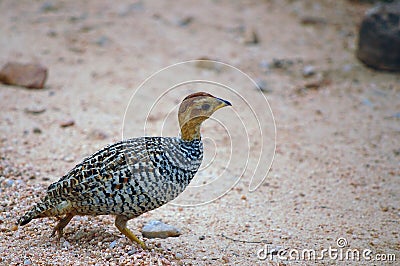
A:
17,92,231,249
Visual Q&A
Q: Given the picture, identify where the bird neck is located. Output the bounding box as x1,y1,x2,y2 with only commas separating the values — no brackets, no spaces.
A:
180,119,202,141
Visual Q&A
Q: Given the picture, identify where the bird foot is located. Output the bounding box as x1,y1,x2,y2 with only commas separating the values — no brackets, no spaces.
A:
50,227,64,240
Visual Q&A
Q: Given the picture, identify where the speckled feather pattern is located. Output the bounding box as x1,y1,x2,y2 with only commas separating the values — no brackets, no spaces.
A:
19,137,203,224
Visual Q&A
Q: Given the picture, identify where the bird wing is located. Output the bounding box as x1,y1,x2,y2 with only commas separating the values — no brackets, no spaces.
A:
45,138,158,201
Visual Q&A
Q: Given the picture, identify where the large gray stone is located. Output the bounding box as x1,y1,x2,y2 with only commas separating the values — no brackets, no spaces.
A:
356,1,400,71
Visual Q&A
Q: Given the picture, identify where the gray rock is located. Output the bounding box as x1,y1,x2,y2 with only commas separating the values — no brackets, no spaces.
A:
24,106,46,115
127,248,136,255
141,220,181,239
302,65,316,77
109,240,117,249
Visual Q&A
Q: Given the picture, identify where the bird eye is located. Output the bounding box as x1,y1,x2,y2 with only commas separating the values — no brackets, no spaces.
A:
201,104,210,110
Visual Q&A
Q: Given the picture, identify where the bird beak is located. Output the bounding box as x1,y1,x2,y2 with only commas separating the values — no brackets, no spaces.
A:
215,97,232,110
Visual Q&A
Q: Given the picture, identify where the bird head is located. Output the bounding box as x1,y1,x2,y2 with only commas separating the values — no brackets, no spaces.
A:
178,92,231,141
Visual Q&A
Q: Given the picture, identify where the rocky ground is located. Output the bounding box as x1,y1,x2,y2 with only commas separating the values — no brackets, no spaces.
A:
0,0,399,265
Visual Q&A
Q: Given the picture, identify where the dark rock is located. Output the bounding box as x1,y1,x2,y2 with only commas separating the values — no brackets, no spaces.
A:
0,62,48,89
270,58,294,70
243,27,259,44
356,1,400,71
32,127,42,134
141,220,181,239
60,119,75,128
300,16,327,25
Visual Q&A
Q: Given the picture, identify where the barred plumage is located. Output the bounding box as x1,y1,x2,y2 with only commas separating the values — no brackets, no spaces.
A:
17,92,231,249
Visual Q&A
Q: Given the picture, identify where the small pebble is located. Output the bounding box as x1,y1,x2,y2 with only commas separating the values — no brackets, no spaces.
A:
199,235,205,240
270,58,293,69
109,240,117,249
141,220,181,239
127,248,136,255
243,27,259,44
302,65,316,77
23,259,31,265
300,16,327,25
175,253,183,259
24,106,46,115
33,127,42,134
60,119,75,128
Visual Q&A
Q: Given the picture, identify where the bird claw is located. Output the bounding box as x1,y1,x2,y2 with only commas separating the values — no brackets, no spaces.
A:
50,227,63,240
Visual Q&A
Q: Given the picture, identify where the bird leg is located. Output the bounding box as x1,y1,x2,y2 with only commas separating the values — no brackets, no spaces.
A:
51,213,74,239
115,215,147,250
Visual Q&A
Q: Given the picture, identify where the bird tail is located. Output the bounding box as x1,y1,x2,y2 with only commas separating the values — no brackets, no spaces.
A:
17,201,51,226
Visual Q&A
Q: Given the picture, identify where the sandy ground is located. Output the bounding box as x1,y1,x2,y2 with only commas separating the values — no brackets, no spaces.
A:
0,0,399,265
